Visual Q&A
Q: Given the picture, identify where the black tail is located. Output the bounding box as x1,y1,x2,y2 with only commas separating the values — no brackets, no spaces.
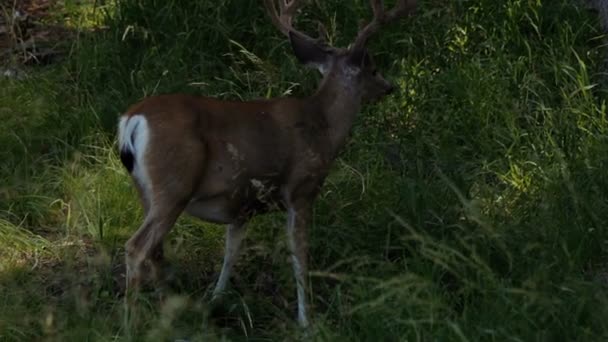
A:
120,149,135,173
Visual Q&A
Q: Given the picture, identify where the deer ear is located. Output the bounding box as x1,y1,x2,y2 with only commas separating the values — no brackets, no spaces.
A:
289,31,329,73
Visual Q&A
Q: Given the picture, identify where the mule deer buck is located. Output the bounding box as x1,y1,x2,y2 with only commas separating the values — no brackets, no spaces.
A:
117,0,416,327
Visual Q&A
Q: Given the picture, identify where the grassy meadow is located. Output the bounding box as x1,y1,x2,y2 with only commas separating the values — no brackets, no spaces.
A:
1,0,608,340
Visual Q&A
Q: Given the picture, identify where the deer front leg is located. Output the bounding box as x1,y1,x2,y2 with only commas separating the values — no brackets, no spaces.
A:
286,202,311,328
212,222,247,299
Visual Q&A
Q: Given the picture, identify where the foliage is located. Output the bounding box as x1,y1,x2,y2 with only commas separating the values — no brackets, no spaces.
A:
1,0,608,340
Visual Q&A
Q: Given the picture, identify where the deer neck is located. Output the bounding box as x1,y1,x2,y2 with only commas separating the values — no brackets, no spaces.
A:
312,73,363,155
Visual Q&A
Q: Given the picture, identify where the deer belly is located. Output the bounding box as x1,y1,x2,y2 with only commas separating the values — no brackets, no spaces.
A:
185,197,238,224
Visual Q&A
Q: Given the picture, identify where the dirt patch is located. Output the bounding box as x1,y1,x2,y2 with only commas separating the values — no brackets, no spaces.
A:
1,0,72,67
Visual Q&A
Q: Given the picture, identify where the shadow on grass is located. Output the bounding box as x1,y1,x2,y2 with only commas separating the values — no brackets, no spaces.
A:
0,224,310,341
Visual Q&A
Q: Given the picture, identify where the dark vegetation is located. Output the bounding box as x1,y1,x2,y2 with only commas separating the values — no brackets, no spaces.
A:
1,0,608,340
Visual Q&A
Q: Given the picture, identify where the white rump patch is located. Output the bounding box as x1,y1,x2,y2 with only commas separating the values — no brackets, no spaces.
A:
118,114,152,201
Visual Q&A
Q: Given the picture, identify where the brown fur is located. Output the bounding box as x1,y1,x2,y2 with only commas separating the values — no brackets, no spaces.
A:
123,93,332,220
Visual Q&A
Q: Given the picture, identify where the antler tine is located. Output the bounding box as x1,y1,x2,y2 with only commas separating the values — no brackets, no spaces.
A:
351,0,416,51
317,20,329,41
351,0,385,50
370,0,386,20
385,0,417,21
280,0,306,19
263,0,314,40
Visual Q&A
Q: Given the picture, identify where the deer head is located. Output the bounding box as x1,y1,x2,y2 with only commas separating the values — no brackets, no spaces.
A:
264,0,416,103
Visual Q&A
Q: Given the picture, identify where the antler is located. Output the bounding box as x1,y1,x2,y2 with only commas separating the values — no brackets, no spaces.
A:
351,0,417,51
263,0,314,40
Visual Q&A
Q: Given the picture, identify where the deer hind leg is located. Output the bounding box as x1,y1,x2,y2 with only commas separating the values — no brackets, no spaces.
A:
149,242,166,284
124,136,206,291
125,176,167,287
125,200,186,290
137,183,170,284
212,222,247,299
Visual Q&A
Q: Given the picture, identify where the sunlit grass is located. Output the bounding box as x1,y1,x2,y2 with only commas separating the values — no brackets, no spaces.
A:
46,0,114,30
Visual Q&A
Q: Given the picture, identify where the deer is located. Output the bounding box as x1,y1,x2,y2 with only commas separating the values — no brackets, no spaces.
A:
117,0,416,328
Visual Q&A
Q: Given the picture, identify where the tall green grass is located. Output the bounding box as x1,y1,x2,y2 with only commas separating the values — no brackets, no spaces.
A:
1,0,608,340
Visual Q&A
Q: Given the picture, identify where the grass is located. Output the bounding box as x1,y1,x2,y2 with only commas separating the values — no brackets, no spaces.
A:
1,0,608,340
